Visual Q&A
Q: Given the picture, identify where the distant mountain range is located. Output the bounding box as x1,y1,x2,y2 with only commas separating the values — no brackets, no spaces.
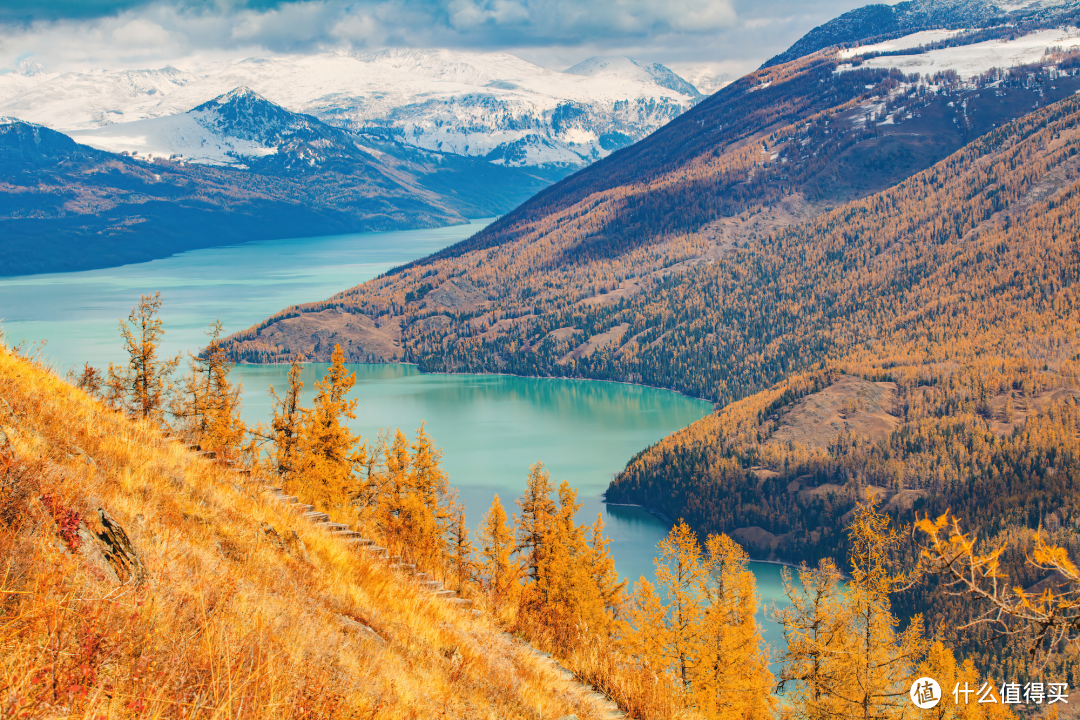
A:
0,50,703,168
0,88,567,276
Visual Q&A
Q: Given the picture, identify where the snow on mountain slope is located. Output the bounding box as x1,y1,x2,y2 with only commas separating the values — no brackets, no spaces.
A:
67,87,286,165
667,62,739,95
838,29,966,57
564,56,701,97
0,49,701,167
840,26,1080,78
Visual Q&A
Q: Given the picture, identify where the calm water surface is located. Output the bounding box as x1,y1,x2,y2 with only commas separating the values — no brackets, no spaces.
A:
0,219,790,654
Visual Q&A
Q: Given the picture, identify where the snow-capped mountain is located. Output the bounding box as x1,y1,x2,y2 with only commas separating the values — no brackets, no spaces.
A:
0,49,703,168
66,86,353,167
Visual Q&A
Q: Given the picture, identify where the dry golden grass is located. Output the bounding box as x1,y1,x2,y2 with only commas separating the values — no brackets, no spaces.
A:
0,345,611,719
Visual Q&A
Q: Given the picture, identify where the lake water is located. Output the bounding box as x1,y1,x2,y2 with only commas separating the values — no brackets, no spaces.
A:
0,219,792,655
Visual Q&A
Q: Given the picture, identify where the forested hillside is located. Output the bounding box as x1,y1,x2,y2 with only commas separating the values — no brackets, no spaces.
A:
219,46,1080,368
599,94,1080,676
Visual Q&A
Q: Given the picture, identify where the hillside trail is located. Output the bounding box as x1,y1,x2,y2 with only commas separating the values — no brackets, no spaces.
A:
198,444,625,720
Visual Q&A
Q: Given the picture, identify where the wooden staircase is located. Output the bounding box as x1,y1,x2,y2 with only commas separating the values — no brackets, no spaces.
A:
176,445,624,719
261,484,474,608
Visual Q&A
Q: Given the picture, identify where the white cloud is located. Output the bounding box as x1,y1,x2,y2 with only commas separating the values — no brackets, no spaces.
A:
0,0,881,78
0,0,744,73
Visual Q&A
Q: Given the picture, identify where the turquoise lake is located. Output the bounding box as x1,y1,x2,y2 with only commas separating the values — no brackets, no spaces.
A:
0,218,792,654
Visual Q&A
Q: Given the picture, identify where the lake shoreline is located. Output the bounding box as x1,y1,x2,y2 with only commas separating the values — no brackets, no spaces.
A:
246,359,716,411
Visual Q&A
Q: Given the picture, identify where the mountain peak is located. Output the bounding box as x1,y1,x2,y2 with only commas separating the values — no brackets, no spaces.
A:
15,58,47,77
564,56,700,97
195,86,270,110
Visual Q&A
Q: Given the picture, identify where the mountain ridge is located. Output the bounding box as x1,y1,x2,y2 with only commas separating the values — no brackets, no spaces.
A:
763,0,1080,68
0,89,569,276
0,49,702,168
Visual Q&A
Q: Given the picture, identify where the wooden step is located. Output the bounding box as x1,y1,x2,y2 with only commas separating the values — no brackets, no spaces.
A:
421,581,443,591
433,589,456,598
446,598,473,607
330,530,364,538
324,522,349,530
390,563,417,571
341,537,374,545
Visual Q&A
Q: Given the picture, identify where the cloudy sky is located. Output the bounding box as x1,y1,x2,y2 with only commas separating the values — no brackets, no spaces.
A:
0,0,874,76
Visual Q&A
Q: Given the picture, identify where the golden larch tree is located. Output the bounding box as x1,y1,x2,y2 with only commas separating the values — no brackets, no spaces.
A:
112,292,180,420
480,493,519,609
297,345,366,519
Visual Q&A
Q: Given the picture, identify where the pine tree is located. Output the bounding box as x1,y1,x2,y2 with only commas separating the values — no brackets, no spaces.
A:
524,480,587,642
631,521,708,694
779,496,927,719
583,513,627,641
845,497,927,720
410,422,452,561
379,428,412,541
918,641,1019,720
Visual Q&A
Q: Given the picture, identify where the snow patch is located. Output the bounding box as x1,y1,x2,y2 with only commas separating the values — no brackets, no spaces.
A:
841,27,1080,79
840,29,966,58
68,111,277,165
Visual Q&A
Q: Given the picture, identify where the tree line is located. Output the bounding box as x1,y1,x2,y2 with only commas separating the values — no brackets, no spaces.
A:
69,291,1080,719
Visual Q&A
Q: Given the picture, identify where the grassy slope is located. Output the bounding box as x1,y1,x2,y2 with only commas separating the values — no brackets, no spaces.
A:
0,346,608,719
